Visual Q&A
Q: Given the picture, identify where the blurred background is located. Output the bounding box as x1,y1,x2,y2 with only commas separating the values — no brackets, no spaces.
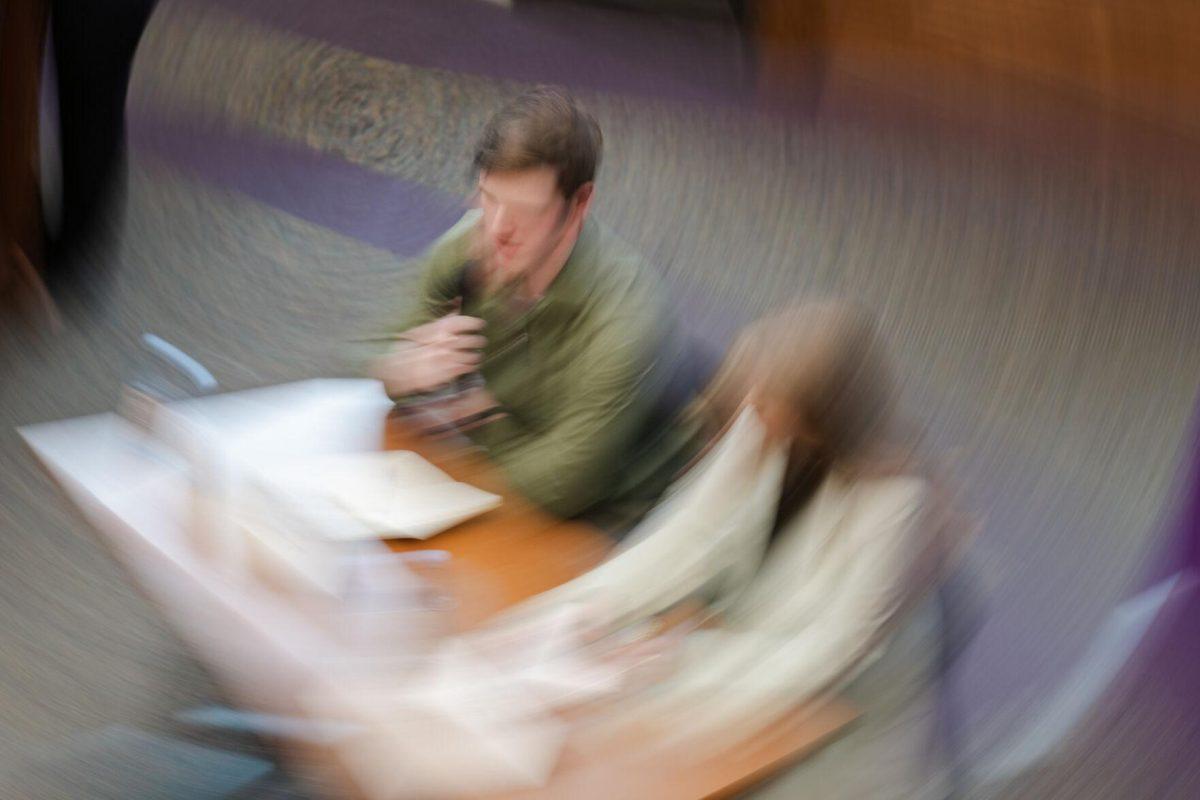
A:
2,0,1198,797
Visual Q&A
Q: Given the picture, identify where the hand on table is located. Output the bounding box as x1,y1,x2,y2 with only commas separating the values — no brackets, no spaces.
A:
569,664,736,765
465,600,616,666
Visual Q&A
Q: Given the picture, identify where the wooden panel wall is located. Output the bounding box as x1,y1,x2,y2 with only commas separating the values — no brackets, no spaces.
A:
751,0,1200,136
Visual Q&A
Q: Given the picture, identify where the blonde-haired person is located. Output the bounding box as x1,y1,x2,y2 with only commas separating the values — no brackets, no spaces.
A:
501,300,972,798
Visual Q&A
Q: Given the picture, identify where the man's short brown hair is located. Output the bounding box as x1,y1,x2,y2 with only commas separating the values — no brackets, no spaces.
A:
473,86,603,200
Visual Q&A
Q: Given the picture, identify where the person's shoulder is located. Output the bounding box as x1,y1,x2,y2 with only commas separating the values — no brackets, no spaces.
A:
443,209,482,240
579,220,665,318
423,210,481,268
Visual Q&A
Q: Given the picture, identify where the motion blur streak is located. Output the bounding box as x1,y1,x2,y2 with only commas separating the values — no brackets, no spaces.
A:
2,1,1199,798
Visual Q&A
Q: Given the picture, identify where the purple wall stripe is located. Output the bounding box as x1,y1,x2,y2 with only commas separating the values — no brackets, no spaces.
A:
129,113,466,257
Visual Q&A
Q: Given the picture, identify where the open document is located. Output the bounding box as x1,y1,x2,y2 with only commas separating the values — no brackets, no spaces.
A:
248,451,502,541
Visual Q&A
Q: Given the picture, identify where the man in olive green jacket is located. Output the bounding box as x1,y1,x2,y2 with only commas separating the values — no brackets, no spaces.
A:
367,87,703,526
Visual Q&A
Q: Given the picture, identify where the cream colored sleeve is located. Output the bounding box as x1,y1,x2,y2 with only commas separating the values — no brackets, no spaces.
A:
505,408,786,631
631,478,929,744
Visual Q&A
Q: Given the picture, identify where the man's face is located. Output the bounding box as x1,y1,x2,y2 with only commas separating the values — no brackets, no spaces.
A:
476,166,578,284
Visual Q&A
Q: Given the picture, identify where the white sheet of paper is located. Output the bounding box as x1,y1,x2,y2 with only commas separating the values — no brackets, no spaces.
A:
249,451,502,541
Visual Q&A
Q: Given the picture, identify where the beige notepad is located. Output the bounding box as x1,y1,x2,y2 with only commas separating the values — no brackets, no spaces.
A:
252,451,502,541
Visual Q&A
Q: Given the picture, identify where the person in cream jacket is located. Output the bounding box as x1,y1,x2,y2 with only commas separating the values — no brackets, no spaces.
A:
504,301,967,797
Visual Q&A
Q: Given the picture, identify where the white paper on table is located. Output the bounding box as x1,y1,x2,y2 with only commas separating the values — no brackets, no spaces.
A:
303,639,567,799
248,451,502,540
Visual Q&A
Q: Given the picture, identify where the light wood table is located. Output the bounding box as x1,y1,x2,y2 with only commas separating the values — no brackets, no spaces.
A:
382,416,612,631
20,379,858,799
383,409,860,800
